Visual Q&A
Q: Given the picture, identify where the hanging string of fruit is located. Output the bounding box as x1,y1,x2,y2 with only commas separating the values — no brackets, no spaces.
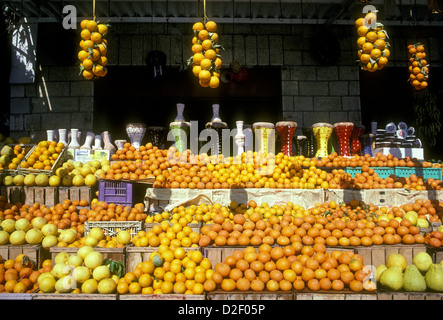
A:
408,43,440,146
77,0,110,80
355,10,390,72
408,43,429,91
187,0,224,88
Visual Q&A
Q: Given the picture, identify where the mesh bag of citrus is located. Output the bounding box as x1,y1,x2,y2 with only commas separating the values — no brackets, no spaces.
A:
78,19,110,80
187,20,224,89
408,43,429,91
355,10,390,72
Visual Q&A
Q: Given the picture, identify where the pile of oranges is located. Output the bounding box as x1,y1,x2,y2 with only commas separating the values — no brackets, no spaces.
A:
189,20,223,88
197,201,427,249
105,144,443,190
0,254,52,294
19,141,65,171
78,19,109,80
110,142,159,161
86,201,147,223
408,43,429,90
313,153,428,168
146,201,307,225
117,249,215,295
210,244,374,292
0,198,88,233
355,11,390,72
131,220,200,248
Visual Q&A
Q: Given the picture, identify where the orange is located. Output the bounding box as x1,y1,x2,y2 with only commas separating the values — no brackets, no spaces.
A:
117,282,129,294
128,282,141,294
205,21,217,32
221,278,236,291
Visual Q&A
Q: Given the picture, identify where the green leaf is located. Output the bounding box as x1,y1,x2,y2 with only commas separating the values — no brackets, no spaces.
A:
213,44,225,50
78,65,85,75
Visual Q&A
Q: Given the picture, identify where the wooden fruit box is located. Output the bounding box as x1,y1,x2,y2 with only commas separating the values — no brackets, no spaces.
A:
145,222,202,234
50,247,126,269
31,293,118,300
0,244,49,268
377,292,443,300
24,186,58,207
0,186,24,204
58,186,95,204
125,246,200,272
294,290,377,300
353,244,428,267
425,245,443,263
118,293,205,300
18,146,68,178
207,290,293,300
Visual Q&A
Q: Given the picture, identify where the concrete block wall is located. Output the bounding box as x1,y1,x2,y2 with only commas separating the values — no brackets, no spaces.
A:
9,66,94,142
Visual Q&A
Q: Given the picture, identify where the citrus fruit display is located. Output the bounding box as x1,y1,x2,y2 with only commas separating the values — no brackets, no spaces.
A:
0,254,47,293
117,249,214,295
210,245,375,292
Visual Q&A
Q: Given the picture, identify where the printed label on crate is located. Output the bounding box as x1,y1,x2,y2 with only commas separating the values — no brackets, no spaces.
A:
74,149,94,163
93,150,110,161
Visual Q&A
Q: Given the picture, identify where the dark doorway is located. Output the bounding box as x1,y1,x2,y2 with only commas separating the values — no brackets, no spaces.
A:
94,66,282,146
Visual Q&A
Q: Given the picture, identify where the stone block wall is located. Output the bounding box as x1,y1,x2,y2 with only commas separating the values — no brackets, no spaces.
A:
9,65,94,142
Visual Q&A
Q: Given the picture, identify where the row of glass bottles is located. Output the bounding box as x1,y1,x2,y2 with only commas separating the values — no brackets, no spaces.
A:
46,129,116,151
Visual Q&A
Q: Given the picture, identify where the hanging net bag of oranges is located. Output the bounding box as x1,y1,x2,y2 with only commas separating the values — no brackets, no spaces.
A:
408,43,429,91
187,1,224,90
77,1,110,80
355,10,390,72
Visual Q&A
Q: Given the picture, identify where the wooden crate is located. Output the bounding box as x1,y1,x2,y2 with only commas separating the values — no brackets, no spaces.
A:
0,245,49,268
59,186,95,204
294,291,377,300
50,247,126,270
427,246,443,263
0,186,24,204
24,186,58,207
31,293,118,300
354,244,427,267
377,292,443,300
118,293,205,300
125,246,200,272
207,290,293,300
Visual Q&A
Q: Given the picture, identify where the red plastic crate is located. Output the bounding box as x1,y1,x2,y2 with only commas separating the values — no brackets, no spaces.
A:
98,179,134,206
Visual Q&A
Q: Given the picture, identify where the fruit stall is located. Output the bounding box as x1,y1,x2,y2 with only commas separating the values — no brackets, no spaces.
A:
1,0,443,304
